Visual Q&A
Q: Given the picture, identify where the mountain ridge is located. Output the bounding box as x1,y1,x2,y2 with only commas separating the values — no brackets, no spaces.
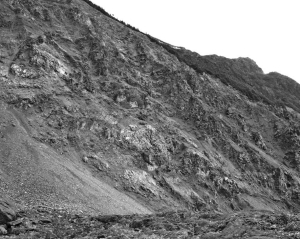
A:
77,0,300,112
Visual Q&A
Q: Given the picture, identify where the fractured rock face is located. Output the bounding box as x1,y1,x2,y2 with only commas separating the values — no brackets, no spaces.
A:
252,131,267,150
284,151,300,171
10,63,39,79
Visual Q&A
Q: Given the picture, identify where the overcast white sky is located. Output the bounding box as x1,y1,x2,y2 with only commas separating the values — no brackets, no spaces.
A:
91,0,300,84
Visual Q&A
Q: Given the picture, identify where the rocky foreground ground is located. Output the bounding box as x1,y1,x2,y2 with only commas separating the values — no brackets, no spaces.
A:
2,206,300,239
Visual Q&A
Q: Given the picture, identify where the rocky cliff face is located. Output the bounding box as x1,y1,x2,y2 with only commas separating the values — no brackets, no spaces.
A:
1,0,300,222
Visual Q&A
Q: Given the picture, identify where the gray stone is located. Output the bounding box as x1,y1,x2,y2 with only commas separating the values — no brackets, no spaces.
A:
0,200,17,224
0,225,7,235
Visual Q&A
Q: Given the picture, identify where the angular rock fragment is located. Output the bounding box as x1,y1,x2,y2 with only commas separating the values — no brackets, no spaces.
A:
0,199,17,224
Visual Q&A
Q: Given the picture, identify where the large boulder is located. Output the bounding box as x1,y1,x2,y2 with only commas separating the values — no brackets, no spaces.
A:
0,199,17,224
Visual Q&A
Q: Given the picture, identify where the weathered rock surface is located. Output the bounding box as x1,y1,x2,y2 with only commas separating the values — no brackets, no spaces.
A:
0,0,300,237
0,199,16,224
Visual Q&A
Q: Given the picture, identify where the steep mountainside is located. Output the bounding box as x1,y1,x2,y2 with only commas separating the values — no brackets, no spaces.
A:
158,43,300,112
1,0,300,237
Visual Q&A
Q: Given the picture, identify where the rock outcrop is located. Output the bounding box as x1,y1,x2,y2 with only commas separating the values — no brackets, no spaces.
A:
0,0,300,227
0,199,16,224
